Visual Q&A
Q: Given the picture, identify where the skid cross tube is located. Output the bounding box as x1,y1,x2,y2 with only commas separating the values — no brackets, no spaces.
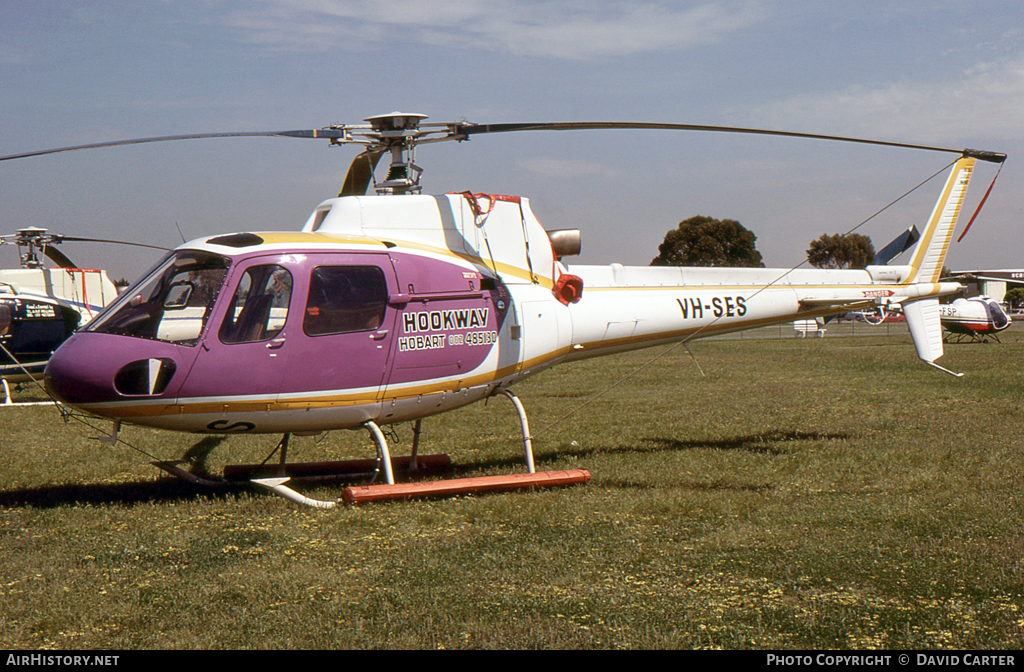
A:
410,418,423,472
252,420,396,508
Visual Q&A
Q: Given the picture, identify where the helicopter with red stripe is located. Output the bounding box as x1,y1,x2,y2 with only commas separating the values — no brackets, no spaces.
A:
939,295,1011,342
0,113,1006,506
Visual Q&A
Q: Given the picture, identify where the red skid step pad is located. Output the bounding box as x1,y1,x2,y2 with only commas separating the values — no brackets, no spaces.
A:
342,469,591,504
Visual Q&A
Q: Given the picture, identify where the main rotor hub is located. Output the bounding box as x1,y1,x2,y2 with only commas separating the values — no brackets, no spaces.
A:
8,227,58,268
359,112,431,195
364,112,428,135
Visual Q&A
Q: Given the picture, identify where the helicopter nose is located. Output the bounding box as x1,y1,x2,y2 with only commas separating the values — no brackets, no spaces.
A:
44,333,121,405
45,333,186,408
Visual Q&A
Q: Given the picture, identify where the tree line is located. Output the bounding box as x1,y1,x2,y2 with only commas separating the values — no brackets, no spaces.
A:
650,215,875,270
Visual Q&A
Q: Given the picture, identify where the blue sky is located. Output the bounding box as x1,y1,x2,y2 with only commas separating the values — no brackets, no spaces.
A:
1,1,1021,279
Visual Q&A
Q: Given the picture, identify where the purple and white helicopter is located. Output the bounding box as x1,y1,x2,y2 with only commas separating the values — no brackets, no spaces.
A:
1,114,1006,506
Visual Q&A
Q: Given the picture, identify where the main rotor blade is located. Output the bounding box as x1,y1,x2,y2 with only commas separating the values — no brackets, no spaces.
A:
457,121,1007,162
42,245,76,269
339,150,385,197
0,129,345,163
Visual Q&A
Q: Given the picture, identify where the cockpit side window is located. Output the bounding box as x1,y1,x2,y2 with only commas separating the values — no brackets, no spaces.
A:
219,265,293,344
87,251,230,346
304,266,387,336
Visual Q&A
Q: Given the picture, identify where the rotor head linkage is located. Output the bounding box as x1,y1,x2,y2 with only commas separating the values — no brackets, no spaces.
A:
359,113,429,194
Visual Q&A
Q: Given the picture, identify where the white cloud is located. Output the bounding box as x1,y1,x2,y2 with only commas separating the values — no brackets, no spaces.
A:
221,0,766,59
743,53,1024,144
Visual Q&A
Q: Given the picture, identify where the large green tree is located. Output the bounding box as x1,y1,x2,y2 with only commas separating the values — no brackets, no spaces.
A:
650,216,764,267
806,233,875,269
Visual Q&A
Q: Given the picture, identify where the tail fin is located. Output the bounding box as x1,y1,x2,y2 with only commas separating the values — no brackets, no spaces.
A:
904,298,962,376
901,156,976,375
905,156,975,284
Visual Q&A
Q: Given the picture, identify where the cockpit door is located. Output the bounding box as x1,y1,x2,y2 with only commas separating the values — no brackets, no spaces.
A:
177,254,301,428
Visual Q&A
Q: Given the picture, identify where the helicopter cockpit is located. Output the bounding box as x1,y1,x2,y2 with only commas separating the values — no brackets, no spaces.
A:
85,251,231,347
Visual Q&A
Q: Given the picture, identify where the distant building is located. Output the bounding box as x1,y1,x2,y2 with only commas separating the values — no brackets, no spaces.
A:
945,270,1024,302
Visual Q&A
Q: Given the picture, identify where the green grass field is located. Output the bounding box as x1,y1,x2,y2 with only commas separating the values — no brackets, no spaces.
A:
1,325,1022,649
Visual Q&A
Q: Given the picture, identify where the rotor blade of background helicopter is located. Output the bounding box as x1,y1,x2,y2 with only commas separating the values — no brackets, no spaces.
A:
456,121,1007,163
0,129,346,163
56,236,170,251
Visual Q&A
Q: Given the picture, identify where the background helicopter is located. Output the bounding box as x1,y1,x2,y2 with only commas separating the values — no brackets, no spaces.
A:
939,295,1011,343
1,114,1006,506
0,228,167,392
0,228,119,388
846,232,1013,340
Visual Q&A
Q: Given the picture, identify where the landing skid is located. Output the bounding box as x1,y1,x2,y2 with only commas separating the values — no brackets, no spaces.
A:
944,331,1001,344
154,389,590,507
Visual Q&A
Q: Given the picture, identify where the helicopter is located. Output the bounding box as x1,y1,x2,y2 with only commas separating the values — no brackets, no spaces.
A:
939,295,1011,342
0,227,122,388
0,113,1007,506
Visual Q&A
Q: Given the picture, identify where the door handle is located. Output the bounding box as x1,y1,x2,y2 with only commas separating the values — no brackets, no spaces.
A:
266,336,287,349
370,330,389,340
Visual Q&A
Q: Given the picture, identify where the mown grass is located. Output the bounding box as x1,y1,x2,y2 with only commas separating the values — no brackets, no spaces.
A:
1,326,1023,649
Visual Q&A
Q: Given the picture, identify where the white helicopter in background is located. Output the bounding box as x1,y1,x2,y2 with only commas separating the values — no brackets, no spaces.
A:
0,114,1007,506
0,228,166,396
939,295,1011,342
840,226,1012,342
0,228,119,387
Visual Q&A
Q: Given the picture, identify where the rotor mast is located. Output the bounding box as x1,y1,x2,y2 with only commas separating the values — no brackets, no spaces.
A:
344,113,431,195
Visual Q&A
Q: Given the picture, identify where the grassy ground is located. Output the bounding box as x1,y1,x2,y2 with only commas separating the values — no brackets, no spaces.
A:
1,324,1022,649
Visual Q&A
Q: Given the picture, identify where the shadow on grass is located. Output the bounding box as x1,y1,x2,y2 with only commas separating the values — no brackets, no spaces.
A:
443,428,851,475
549,429,851,460
0,430,850,508
638,429,851,456
0,477,252,509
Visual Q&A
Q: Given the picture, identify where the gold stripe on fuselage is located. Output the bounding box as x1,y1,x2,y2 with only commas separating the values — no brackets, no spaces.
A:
207,231,554,289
